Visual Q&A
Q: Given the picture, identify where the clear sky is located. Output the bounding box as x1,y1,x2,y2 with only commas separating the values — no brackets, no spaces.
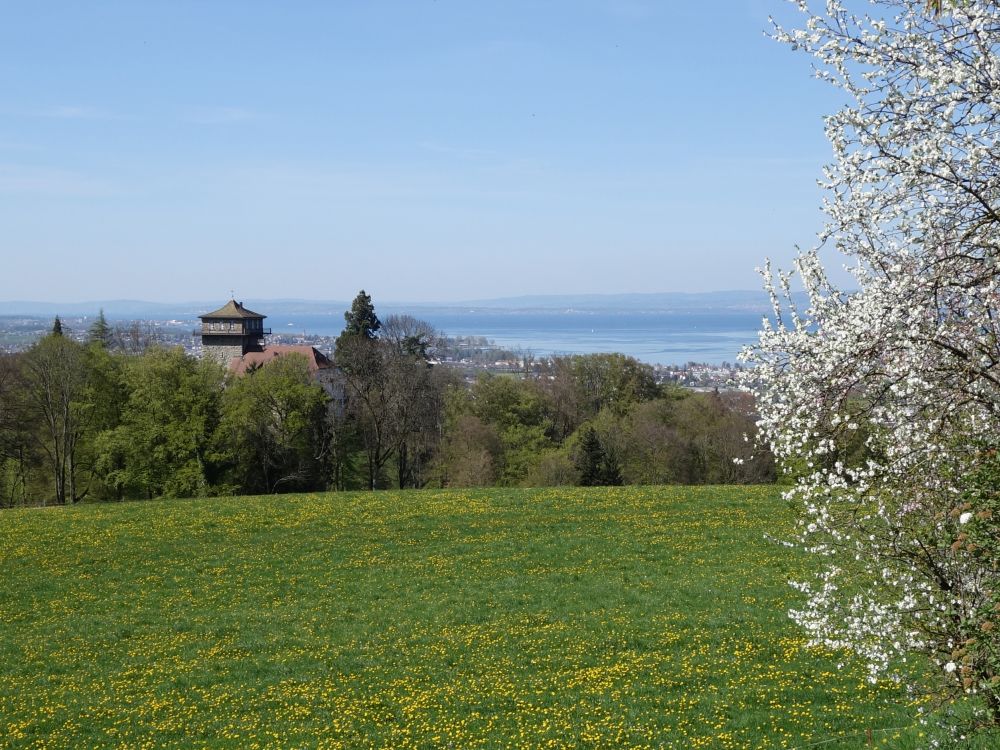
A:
0,1,845,304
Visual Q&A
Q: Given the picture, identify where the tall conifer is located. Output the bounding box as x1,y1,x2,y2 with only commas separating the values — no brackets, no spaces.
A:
87,309,112,348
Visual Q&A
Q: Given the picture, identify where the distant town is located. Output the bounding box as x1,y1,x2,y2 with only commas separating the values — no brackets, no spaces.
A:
0,313,746,391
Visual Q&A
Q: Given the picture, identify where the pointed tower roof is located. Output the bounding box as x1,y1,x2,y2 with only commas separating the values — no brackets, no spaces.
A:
199,300,266,320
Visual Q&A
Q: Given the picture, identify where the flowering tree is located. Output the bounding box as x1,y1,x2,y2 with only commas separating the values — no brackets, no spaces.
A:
742,0,1000,737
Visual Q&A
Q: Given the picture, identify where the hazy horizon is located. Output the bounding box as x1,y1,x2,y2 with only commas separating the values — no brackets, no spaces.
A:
0,289,794,317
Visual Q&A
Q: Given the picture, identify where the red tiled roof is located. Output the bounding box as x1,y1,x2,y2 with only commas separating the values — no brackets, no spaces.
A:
228,345,332,376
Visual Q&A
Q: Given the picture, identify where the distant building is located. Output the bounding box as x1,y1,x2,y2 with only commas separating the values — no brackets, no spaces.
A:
198,300,342,402
198,300,269,366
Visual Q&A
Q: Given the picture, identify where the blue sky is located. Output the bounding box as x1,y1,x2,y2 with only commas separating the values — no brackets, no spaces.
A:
0,1,843,303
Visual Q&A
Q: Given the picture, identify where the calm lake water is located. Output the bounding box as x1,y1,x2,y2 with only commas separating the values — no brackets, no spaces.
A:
265,309,765,365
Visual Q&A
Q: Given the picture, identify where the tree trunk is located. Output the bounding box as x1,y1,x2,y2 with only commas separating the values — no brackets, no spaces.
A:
396,442,408,489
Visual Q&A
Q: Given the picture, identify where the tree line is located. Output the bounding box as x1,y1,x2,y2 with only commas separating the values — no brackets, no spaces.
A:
0,294,773,506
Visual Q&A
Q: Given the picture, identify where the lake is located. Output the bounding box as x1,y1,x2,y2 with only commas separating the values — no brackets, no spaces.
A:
265,308,765,365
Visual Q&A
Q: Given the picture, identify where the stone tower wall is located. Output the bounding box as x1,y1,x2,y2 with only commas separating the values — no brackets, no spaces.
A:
202,341,245,367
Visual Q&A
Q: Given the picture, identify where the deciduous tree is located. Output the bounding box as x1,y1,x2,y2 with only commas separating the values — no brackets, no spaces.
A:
333,294,452,490
535,354,659,438
334,332,394,489
433,413,502,487
0,354,36,507
217,353,328,494
744,0,1000,737
110,320,162,355
96,347,224,498
19,334,88,503
381,314,451,487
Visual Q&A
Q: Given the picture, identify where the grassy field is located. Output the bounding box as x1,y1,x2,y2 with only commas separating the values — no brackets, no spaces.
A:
0,486,981,749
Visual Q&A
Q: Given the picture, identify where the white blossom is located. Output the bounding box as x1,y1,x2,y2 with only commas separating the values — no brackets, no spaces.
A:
740,0,1000,737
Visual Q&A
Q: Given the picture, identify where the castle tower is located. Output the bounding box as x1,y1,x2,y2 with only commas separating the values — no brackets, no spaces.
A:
198,300,269,366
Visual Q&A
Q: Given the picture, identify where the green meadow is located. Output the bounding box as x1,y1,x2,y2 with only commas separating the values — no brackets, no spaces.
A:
0,486,981,749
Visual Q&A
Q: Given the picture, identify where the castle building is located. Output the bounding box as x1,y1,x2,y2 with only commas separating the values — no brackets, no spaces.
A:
198,300,341,403
198,300,269,366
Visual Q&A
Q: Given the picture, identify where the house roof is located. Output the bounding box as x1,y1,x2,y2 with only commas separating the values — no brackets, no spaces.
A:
200,300,266,320
228,345,332,376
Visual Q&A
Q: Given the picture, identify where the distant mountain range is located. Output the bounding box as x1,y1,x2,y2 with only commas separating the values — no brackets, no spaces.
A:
0,290,809,319
448,290,791,312
0,299,342,319
0,300,212,318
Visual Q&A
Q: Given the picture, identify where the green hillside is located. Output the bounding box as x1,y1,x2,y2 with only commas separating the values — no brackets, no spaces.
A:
0,487,966,748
